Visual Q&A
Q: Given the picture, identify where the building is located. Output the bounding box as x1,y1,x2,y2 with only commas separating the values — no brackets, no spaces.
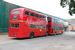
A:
0,0,22,32
64,22,68,31
67,19,75,32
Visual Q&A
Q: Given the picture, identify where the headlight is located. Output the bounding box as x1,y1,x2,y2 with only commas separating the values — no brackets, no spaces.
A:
14,34,16,36
13,15,17,18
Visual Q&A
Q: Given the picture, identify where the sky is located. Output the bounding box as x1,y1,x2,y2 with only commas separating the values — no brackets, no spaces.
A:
4,0,75,19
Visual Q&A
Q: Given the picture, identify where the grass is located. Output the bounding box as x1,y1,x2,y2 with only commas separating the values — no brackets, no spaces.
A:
0,32,8,35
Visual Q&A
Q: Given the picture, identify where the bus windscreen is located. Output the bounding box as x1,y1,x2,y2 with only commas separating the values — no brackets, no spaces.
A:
13,11,20,14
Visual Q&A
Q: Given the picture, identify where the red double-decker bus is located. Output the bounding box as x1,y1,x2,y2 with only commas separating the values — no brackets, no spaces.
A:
47,17,64,35
9,8,64,38
9,8,48,38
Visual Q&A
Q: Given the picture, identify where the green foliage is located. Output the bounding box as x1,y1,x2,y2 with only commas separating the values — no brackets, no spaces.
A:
60,0,75,15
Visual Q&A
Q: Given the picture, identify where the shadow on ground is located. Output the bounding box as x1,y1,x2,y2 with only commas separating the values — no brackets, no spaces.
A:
10,33,63,40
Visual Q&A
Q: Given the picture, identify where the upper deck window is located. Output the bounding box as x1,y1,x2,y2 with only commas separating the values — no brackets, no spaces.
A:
30,13,34,17
35,14,39,18
43,16,46,19
52,18,54,22
40,15,42,18
13,11,20,14
25,11,29,15
48,17,51,22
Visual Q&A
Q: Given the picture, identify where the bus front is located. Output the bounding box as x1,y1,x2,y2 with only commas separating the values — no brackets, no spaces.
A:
9,8,24,38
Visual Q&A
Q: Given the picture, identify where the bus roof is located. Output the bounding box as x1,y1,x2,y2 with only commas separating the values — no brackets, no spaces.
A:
12,8,46,17
12,8,67,22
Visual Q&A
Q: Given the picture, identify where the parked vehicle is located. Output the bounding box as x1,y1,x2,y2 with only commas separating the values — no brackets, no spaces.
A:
9,8,64,38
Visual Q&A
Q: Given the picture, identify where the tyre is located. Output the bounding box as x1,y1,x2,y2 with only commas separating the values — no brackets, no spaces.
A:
54,32,56,35
30,33,34,39
46,31,48,36
61,32,63,34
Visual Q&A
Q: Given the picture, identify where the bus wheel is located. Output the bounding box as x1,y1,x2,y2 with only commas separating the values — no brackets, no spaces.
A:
30,33,34,39
61,32,63,34
46,31,48,36
55,32,56,35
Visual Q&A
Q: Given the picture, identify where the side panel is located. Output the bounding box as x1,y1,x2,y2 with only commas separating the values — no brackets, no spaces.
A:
23,22,30,37
53,19,64,34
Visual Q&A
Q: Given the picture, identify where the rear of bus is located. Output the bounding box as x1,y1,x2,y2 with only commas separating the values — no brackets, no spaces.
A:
9,8,24,38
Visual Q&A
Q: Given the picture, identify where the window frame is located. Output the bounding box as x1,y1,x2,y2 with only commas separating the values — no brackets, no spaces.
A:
43,16,46,19
30,12,35,17
11,23,14,28
35,25,38,28
48,25,51,28
35,14,39,18
12,11,20,14
52,18,54,22
48,17,51,22
25,11,29,15
43,26,46,28
15,23,19,28
39,15,42,19
30,24,34,28
39,25,42,28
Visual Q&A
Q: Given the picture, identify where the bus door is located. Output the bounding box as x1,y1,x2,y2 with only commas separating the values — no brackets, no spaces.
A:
47,17,52,33
48,25,51,32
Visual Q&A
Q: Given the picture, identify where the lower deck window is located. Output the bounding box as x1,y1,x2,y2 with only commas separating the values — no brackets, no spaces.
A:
35,25,38,28
30,24,34,28
54,26,64,30
43,26,46,28
11,23,14,27
39,25,42,28
15,23,19,28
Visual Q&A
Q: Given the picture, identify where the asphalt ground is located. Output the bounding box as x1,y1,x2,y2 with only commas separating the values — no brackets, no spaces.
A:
0,32,75,50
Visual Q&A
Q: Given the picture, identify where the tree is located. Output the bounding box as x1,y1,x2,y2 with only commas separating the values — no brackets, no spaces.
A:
60,0,75,15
